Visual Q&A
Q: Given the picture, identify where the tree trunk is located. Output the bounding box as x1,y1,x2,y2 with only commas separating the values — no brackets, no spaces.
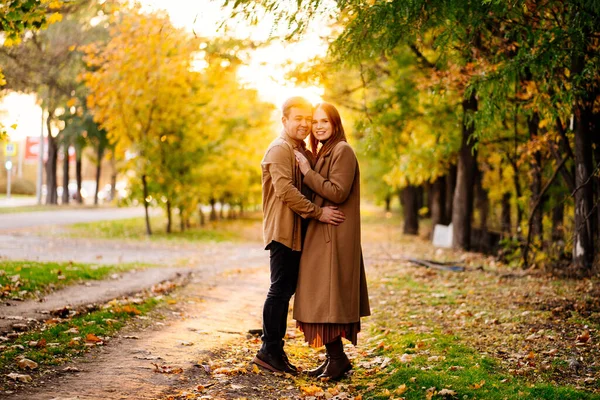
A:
384,193,391,212
552,202,564,242
475,170,489,232
445,165,457,225
142,174,152,236
508,158,524,234
75,149,83,204
61,143,69,205
416,186,425,216
199,208,206,226
180,209,185,232
430,176,446,229
501,192,512,235
166,200,172,234
45,108,58,205
571,45,595,274
240,201,244,218
219,198,225,220
528,112,543,242
592,112,600,257
401,185,419,235
110,152,117,202
210,197,217,221
572,101,595,274
94,145,104,206
452,91,478,250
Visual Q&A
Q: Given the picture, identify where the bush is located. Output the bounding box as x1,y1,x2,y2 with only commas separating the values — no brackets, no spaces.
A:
0,178,36,195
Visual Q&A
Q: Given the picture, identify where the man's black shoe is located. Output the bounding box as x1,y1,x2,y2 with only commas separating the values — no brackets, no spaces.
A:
281,350,298,373
253,350,297,374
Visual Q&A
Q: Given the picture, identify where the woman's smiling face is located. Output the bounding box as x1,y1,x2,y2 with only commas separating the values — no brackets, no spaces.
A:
312,107,333,142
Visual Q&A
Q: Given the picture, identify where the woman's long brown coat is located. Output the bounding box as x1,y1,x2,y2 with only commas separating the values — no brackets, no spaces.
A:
293,141,371,324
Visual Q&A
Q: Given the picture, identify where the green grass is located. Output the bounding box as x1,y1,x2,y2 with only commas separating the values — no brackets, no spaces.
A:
355,329,599,400
0,260,150,299
0,297,162,373
67,215,256,242
348,268,600,399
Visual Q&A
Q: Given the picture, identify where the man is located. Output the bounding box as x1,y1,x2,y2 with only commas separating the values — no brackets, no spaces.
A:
253,96,346,374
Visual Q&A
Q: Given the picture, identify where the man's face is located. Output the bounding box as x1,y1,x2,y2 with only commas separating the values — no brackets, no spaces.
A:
282,106,312,141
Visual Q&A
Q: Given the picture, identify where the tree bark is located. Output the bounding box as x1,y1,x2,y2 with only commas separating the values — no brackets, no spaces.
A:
501,192,512,235
430,176,446,229
401,185,419,235
475,170,489,232
110,152,117,202
445,165,457,225
209,197,217,221
142,174,152,236
166,200,172,234
571,44,595,274
199,208,206,226
572,100,595,273
528,112,543,242
45,108,58,205
61,143,69,205
452,91,478,250
385,193,391,212
552,201,564,242
75,148,83,204
94,144,104,206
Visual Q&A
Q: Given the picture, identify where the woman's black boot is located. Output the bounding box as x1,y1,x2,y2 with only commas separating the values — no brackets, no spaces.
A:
317,337,351,380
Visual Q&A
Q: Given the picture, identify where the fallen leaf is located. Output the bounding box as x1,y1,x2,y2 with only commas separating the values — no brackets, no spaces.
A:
7,373,32,382
17,359,38,370
85,334,103,343
438,388,457,396
399,353,413,363
300,385,324,396
576,330,591,344
151,363,183,374
394,384,408,395
470,380,485,389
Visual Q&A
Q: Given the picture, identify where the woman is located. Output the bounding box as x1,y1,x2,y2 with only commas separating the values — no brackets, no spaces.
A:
293,102,370,380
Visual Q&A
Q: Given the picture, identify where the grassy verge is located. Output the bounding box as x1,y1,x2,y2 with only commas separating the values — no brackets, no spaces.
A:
0,297,162,377
0,260,151,300
66,214,262,243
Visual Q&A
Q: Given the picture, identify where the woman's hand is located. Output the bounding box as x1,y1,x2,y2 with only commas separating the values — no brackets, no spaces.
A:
294,150,311,175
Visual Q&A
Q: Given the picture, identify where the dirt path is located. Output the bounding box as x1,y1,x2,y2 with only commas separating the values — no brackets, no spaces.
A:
5,266,270,400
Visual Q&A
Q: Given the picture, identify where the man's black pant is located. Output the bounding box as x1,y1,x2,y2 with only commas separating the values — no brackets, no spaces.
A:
261,241,300,354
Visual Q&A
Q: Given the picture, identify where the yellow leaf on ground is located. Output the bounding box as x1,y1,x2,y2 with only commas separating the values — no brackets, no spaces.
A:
395,384,408,395
85,333,102,343
470,380,485,389
300,385,324,396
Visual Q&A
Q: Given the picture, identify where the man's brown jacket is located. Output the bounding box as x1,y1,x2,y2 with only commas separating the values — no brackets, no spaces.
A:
261,133,322,251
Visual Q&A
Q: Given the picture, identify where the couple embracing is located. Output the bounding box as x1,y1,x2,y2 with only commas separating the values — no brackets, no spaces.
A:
253,96,370,381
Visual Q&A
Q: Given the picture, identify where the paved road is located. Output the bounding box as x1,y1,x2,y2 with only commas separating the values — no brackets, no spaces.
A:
0,196,38,208
0,207,152,231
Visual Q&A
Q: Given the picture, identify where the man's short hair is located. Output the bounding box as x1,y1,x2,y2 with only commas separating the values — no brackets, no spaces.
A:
282,96,312,118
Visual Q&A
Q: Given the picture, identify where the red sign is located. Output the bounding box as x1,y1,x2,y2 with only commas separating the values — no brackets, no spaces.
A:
25,137,48,162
